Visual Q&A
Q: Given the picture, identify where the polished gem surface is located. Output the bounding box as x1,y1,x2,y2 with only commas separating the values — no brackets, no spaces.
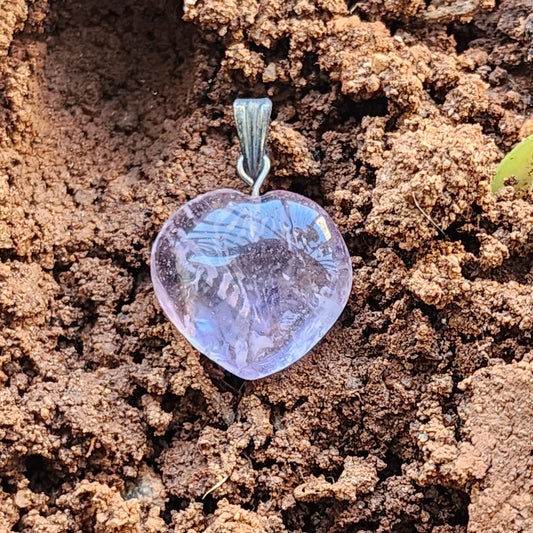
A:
151,189,352,380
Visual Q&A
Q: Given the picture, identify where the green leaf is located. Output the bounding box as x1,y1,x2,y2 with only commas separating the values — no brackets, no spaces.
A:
492,133,533,194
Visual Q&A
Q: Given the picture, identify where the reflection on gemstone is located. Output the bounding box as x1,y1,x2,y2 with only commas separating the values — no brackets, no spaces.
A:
151,189,352,380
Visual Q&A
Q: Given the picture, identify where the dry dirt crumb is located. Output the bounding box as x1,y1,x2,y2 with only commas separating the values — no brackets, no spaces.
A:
367,119,499,250
318,15,426,110
294,455,382,502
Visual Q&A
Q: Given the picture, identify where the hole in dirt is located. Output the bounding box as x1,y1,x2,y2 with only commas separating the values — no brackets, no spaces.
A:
379,450,404,478
1,476,13,493
346,233,386,262
346,2,373,22
250,36,290,60
490,251,533,284
338,95,389,123
341,306,356,327
448,21,484,53
422,485,470,526
160,495,188,523
300,53,331,92
199,355,246,397
428,84,448,105
446,222,481,256
125,384,146,409
287,176,323,202
159,392,181,414
202,494,219,515
492,334,530,363
0,249,19,264
17,356,39,380
159,388,228,434
25,455,63,495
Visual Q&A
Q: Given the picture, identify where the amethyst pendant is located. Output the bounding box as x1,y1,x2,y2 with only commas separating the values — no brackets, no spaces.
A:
151,99,352,379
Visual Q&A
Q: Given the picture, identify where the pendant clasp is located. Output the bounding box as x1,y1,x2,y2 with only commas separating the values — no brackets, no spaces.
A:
233,98,272,196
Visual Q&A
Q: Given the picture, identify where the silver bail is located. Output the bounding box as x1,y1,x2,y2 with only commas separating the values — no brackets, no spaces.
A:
233,98,272,196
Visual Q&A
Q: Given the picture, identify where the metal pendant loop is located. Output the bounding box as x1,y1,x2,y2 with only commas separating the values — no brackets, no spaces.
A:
233,98,272,196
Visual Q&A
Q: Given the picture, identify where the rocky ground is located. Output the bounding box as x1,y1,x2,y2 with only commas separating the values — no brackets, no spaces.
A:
0,0,532,531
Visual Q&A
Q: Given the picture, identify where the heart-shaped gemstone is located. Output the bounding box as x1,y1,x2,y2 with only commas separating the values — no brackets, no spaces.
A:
151,189,352,380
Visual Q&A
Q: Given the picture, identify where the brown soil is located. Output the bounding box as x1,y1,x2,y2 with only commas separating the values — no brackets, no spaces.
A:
0,0,532,531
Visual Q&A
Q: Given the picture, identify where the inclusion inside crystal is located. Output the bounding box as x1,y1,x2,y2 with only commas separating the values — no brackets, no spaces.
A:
151,189,352,380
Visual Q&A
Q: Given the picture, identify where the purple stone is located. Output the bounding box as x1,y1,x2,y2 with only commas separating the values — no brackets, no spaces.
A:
151,189,352,380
